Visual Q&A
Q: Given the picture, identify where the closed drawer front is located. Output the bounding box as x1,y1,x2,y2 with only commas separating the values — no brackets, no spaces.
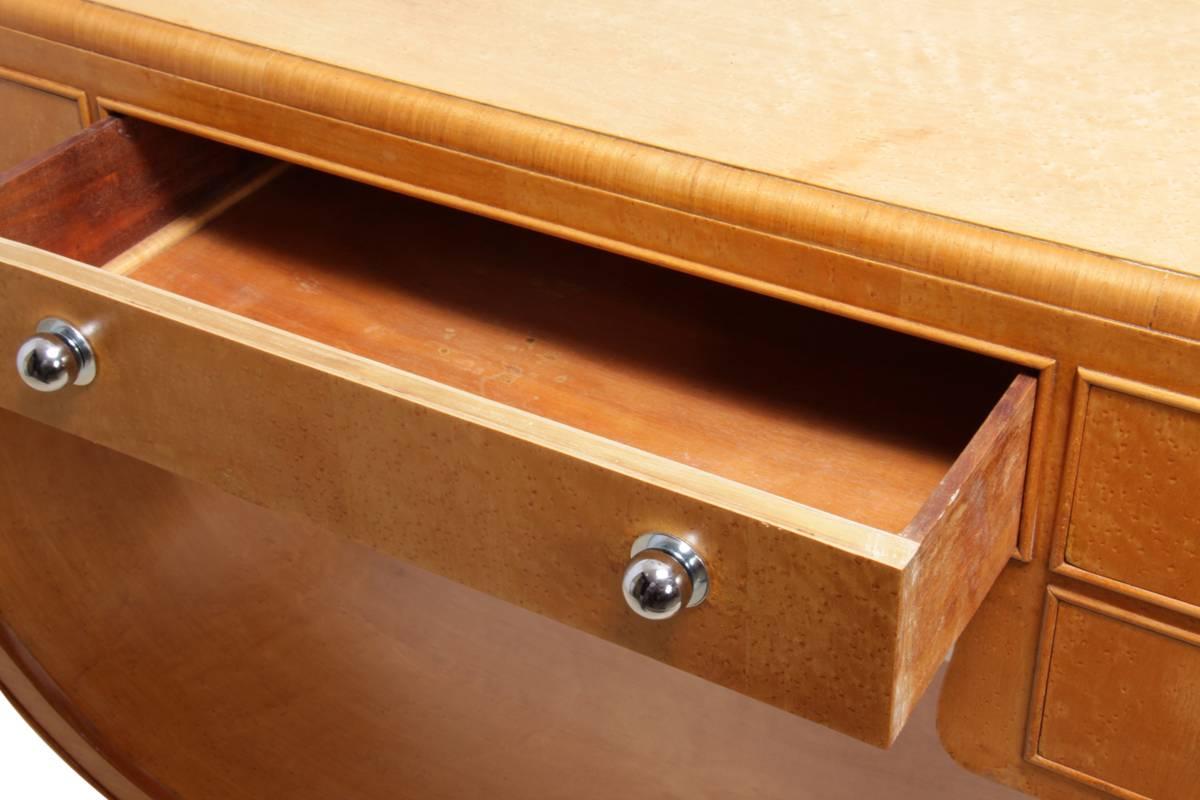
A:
1035,590,1200,800
1065,379,1200,610
0,117,1035,745
0,68,85,172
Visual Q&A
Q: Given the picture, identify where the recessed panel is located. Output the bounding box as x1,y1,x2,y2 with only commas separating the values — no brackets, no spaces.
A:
1038,600,1200,800
1066,384,1200,609
0,73,83,171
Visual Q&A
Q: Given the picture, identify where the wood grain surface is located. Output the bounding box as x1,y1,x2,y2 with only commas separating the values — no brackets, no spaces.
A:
895,374,1034,731
89,0,1200,276
2,0,1198,353
0,411,1027,800
0,116,262,265
1,5,1199,796
1028,590,1200,800
935,362,1200,800
0,67,86,171
123,166,1017,534
0,226,1034,747
1059,380,1200,613
0,117,1033,745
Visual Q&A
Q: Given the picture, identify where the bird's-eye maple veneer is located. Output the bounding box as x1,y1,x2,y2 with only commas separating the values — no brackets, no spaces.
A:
0,2,1196,799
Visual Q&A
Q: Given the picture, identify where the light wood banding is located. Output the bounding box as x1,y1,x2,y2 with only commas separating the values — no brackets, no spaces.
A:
0,3,1193,796
0,0,1195,349
71,0,1200,276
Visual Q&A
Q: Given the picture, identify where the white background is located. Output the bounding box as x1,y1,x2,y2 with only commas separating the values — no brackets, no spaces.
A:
0,692,100,798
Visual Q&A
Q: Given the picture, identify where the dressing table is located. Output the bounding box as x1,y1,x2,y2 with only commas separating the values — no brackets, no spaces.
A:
0,3,1197,798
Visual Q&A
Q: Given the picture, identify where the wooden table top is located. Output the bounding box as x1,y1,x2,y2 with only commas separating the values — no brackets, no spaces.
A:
95,0,1199,277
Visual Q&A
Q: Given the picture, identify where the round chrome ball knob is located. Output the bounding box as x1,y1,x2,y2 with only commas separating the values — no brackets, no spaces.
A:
15,318,96,392
623,554,689,619
621,533,709,620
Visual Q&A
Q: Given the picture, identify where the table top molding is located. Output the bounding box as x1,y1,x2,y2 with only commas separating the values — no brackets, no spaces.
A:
2,0,1197,344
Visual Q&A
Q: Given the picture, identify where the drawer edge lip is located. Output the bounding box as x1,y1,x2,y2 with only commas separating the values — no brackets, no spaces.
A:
904,372,1036,544
0,236,920,568
1052,562,1200,623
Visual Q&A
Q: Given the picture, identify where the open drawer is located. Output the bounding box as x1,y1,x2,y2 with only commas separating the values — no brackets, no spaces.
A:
0,117,1035,746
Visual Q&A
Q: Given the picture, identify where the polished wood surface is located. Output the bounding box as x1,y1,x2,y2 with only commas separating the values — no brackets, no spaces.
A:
0,4,1199,797
941,367,1200,800
0,230,1033,747
1059,379,1200,613
92,0,1200,275
0,67,86,171
0,116,262,265
0,119,1034,745
2,0,1197,353
0,412,1027,800
1027,589,1200,800
897,374,1033,724
124,166,1018,534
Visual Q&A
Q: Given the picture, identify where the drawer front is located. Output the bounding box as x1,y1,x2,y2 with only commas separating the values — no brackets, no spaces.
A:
0,410,1027,800
1033,590,1200,800
0,241,781,706
0,68,86,172
0,239,986,745
0,118,1035,745
1063,377,1200,611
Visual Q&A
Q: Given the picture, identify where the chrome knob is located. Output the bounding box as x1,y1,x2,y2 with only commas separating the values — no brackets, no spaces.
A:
621,532,709,620
16,318,96,392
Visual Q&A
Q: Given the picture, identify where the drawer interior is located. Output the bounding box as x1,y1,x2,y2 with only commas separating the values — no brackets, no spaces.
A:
0,116,1026,536
0,117,1027,537
0,115,1038,746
